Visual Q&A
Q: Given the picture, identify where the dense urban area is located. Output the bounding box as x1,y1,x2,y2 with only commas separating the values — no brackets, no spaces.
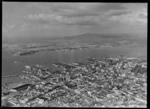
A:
2,56,147,107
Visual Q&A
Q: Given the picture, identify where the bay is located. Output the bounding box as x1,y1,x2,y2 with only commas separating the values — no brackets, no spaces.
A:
2,43,147,84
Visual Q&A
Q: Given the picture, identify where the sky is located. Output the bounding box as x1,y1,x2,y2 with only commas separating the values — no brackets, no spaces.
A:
2,2,147,39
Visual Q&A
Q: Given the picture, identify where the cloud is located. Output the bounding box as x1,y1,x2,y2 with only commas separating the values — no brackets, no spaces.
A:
20,23,31,31
62,20,98,26
60,11,100,18
109,12,147,25
26,3,131,28
26,3,127,19
138,13,147,18
92,3,126,12
6,24,15,29
26,13,71,25
24,3,132,28
26,13,99,27
108,11,132,17
55,3,127,18
2,3,147,38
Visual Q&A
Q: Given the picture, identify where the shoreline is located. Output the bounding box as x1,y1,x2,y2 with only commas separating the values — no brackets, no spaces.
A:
2,74,20,78
2,71,25,79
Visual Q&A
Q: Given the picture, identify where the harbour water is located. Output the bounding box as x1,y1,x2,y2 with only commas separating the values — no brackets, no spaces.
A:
2,43,147,84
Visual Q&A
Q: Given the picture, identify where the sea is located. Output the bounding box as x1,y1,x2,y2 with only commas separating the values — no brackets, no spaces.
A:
2,40,147,85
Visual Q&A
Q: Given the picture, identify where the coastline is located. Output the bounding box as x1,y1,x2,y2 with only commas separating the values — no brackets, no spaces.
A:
2,74,20,78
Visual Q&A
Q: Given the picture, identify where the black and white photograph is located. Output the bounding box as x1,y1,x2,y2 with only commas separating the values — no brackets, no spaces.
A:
2,2,147,107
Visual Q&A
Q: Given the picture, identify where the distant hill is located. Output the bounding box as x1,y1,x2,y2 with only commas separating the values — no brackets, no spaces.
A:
60,33,130,40
50,33,135,44
2,33,143,44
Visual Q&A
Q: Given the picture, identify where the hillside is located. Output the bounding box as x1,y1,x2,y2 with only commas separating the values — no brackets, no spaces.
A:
3,33,146,44
54,33,131,41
